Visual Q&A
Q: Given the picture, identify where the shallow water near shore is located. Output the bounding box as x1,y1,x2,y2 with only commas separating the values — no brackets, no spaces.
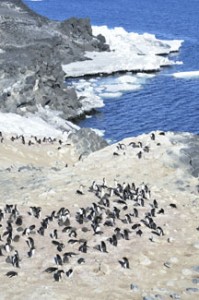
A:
24,0,199,142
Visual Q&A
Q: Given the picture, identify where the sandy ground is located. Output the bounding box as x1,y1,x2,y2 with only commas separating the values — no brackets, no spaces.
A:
0,131,198,300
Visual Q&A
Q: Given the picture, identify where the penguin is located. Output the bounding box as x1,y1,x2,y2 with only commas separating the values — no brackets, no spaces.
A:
123,229,130,240
119,257,130,269
77,257,85,264
11,250,20,268
52,241,65,252
143,146,150,153
45,267,58,273
89,181,97,192
114,227,123,240
151,208,156,217
66,268,73,278
133,208,139,218
157,208,164,214
28,246,35,258
125,214,132,224
150,133,155,140
113,151,120,156
153,199,158,209
62,253,69,264
64,252,77,258
102,177,107,188
132,223,141,230
5,271,18,278
4,239,13,253
79,241,88,253
100,241,108,253
117,143,126,150
104,219,114,227
26,237,35,249
76,185,84,195
37,226,45,236
169,203,177,209
68,229,77,238
54,270,64,282
50,229,58,239
29,206,41,219
15,216,23,226
136,229,143,237
108,234,118,247
54,254,63,266
156,226,164,236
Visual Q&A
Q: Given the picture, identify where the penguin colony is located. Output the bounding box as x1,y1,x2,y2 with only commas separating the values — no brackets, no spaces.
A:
0,131,68,149
0,174,175,282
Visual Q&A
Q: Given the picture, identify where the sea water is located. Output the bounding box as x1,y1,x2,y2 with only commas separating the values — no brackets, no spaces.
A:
24,0,199,143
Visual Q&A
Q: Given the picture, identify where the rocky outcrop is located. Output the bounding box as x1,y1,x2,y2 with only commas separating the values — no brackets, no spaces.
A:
0,0,109,119
69,128,108,157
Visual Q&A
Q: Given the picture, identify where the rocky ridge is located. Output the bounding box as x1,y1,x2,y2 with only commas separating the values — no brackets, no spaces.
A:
0,0,108,120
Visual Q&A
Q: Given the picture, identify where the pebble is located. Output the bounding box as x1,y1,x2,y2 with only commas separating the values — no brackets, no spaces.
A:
130,283,139,292
167,237,175,243
193,241,199,249
186,287,199,293
170,292,181,299
181,269,192,276
139,255,152,266
192,278,199,284
192,266,199,273
143,295,162,300
166,281,175,287
164,262,171,268
169,257,178,264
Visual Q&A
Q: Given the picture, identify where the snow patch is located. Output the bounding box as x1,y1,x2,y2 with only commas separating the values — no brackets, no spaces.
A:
173,71,199,78
63,25,183,78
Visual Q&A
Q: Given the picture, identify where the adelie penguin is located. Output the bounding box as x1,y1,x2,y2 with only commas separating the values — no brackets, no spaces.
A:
66,268,73,278
45,267,58,273
150,133,155,140
79,241,88,253
5,271,18,278
28,246,35,258
54,270,64,282
108,234,118,247
77,257,85,264
54,254,63,266
76,185,84,195
94,241,108,253
119,257,130,269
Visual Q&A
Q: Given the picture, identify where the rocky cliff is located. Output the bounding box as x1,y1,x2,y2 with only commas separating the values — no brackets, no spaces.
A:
0,0,109,119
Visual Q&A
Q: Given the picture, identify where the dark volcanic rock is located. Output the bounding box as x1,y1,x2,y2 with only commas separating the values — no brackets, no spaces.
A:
0,0,109,119
69,128,108,157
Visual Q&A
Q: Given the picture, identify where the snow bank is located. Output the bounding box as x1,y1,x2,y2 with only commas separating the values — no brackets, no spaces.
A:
0,107,79,138
62,25,183,78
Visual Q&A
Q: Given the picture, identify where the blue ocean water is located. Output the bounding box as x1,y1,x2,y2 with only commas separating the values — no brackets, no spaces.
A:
24,0,199,142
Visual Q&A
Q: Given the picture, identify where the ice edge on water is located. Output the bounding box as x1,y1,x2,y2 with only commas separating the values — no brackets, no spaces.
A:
0,25,183,139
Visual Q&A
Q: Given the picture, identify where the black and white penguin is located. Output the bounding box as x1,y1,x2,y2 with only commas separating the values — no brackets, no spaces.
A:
66,268,73,278
77,257,85,264
150,133,155,140
119,257,130,269
5,271,18,278
54,270,64,282
79,241,88,253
